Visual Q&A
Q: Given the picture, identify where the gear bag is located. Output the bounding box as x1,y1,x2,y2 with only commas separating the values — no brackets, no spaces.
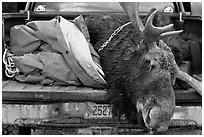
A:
9,15,107,88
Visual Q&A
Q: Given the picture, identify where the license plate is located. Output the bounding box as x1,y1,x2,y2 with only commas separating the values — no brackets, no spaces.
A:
85,104,112,119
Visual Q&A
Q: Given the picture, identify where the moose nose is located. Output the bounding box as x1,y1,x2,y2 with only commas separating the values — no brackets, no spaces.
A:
145,107,169,132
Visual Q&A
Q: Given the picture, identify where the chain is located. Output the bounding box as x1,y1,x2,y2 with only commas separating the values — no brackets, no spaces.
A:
98,22,131,52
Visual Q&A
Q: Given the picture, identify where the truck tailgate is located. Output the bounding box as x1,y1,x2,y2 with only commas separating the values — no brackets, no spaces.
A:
2,80,201,105
2,80,202,134
2,80,107,104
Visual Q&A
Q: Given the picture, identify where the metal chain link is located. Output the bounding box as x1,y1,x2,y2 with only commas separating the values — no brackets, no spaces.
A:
98,22,131,52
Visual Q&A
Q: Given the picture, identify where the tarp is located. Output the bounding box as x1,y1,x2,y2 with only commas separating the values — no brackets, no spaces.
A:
10,15,107,88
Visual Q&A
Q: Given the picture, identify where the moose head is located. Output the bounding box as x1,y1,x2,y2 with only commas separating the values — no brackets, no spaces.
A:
116,2,201,132
86,2,202,133
119,2,181,132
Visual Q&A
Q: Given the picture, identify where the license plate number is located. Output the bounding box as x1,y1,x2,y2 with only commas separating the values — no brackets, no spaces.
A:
86,104,112,119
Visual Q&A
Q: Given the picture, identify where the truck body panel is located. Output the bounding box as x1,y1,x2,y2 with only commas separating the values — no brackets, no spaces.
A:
2,2,202,135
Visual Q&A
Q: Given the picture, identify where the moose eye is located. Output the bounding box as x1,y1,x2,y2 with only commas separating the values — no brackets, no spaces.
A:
144,58,151,64
142,58,156,71
151,65,156,70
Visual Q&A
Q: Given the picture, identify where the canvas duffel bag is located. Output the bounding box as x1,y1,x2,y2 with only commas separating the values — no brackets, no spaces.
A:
9,15,107,88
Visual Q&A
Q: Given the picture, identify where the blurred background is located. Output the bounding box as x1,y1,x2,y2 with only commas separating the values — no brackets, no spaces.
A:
2,2,26,13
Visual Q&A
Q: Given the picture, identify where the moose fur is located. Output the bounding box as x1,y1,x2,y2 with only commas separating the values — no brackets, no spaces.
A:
85,3,201,133
86,8,177,133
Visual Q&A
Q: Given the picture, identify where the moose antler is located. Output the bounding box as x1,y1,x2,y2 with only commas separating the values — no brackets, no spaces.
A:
177,69,202,96
119,2,144,32
120,3,183,43
143,9,183,43
120,2,202,96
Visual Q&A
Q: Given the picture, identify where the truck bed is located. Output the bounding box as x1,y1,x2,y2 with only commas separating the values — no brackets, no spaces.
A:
2,80,202,105
2,80,202,135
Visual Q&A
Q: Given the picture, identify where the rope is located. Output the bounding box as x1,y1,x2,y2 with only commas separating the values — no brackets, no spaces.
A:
3,48,19,78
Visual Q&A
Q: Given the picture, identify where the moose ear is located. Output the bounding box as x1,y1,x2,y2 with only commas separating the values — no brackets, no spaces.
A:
119,2,144,32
